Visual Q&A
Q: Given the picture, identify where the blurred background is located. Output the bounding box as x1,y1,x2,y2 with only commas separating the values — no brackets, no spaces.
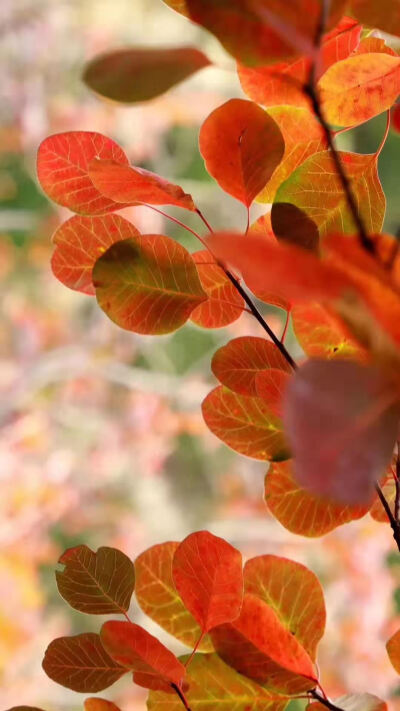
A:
1,1,400,709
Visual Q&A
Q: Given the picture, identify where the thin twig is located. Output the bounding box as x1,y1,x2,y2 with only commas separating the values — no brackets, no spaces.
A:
395,443,400,522
310,689,346,711
375,482,400,551
171,683,192,711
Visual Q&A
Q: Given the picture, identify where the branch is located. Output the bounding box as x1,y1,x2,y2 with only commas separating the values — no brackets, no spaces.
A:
375,482,400,552
395,444,400,522
310,689,346,711
171,683,192,711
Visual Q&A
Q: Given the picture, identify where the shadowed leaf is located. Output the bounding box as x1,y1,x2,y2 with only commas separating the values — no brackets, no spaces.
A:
190,250,244,328
271,203,319,252
309,693,388,711
350,0,400,36
85,700,121,711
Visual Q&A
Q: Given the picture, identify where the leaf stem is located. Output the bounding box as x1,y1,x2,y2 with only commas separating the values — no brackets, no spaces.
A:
310,689,346,711
375,110,391,159
141,204,209,249
171,683,192,711
196,207,214,234
375,482,400,551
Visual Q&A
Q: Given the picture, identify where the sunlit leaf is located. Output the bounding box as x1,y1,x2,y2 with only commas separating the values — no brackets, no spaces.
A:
319,17,362,78
265,461,369,537
210,593,317,694
238,58,310,110
51,214,140,295
247,215,291,310
284,359,400,505
135,541,213,651
37,132,129,215
89,159,195,211
56,544,135,615
84,699,121,711
172,530,243,635
211,336,292,398
93,236,207,335
255,369,291,418
202,385,290,461
42,633,126,692
350,0,400,37
369,465,396,522
101,621,185,692
244,555,326,660
147,653,288,711
83,47,210,103
309,693,388,711
190,250,244,328
292,303,367,361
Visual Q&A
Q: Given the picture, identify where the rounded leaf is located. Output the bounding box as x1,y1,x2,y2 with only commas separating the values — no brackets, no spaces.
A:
190,251,244,328
85,700,121,711
387,628,400,673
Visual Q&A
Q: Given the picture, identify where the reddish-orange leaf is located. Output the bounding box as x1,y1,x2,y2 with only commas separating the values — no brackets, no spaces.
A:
354,37,398,58
350,0,400,36
284,359,400,505
370,464,397,522
292,303,367,361
255,369,291,418
318,53,400,127
309,693,388,711
56,544,135,615
248,215,290,310
42,633,126,692
265,460,371,536
393,104,400,134
135,541,213,651
101,620,185,692
244,555,326,660
51,214,140,295
37,132,129,215
238,58,310,110
89,159,195,211
199,99,284,207
211,336,292,398
210,593,317,694
83,47,210,103
387,628,400,673
190,251,244,328
85,700,121,711
93,236,207,335
202,385,290,461
172,530,243,635
319,17,361,78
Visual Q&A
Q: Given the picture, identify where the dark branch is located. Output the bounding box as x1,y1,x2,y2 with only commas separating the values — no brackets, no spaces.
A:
375,482,400,552
310,689,346,711
171,683,192,711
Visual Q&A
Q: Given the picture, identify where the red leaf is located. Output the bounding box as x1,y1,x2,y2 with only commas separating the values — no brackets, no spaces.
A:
172,530,243,634
318,17,362,78
101,620,185,692
190,251,244,328
37,132,129,215
292,302,367,361
393,104,400,134
255,368,291,418
284,359,400,505
51,214,140,295
199,99,284,206
211,336,292,397
89,159,195,211
238,58,310,110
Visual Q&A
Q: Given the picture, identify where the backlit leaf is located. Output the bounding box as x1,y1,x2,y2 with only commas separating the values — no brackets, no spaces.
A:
318,53,400,127
292,303,367,361
387,628,400,673
172,530,243,635
284,359,400,505
202,385,290,461
93,236,207,335
83,47,210,103
350,0,400,36
147,653,288,711
85,700,121,711
248,216,291,310
51,214,140,295
265,461,369,537
42,633,126,692
37,132,129,215
134,541,213,651
238,58,310,110
199,99,284,206
56,544,135,615
255,369,291,418
369,465,396,522
309,693,388,711
89,159,195,211
319,17,362,78
244,555,325,660
101,620,185,692
210,593,317,694
211,336,292,398
190,250,244,328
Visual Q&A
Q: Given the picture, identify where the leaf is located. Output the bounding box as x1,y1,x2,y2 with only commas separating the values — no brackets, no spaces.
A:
319,17,362,78
271,203,320,252
202,385,290,461
370,464,397,522
257,107,327,204
134,541,213,651
56,544,135,615
255,369,291,418
309,693,388,711
147,653,288,711
318,53,400,127
190,251,244,328
199,99,284,206
161,0,190,16
211,336,292,398
93,236,207,335
89,159,195,211
265,461,369,537
42,633,126,692
37,131,129,215
350,0,400,37
238,58,310,110
83,47,210,103
51,214,140,295
284,359,400,505
387,628,400,673
292,303,367,361
84,700,121,711
244,555,326,660
273,151,385,238
248,215,291,310
101,620,185,692
210,593,317,694
172,530,243,635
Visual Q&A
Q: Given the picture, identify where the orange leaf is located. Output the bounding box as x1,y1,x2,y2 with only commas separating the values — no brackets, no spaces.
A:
172,530,243,634
265,461,369,536
292,302,367,361
51,214,140,295
199,99,284,206
350,0,400,36
161,0,190,16
84,700,121,711
190,251,244,328
318,17,362,78
93,236,207,335
238,58,310,110
387,628,400,673
248,215,290,309
255,369,291,418
83,47,210,103
89,159,195,211
37,132,129,215
211,336,292,397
